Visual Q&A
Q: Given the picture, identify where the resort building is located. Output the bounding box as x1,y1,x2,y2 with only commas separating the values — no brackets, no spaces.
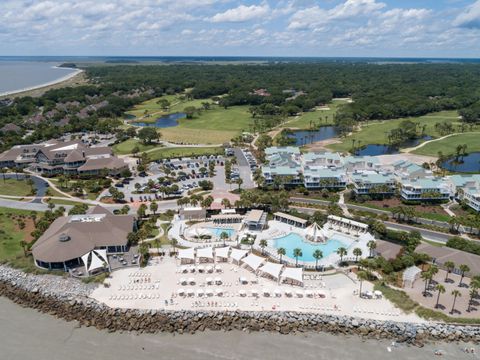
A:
343,156,380,172
448,174,480,212
303,167,347,189
243,209,267,231
179,207,207,221
350,171,396,196
32,206,135,273
399,177,451,201
0,140,128,176
392,160,430,180
301,152,342,168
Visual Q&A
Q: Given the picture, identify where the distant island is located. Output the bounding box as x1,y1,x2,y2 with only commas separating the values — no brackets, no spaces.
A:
105,59,139,64
58,63,77,68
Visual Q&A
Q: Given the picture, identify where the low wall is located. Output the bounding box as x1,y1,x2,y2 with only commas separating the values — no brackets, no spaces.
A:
0,265,479,344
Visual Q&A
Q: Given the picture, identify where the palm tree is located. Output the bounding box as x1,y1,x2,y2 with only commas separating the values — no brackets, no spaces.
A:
367,240,376,258
459,264,470,286
313,249,323,270
336,247,347,264
259,239,268,255
19,240,27,257
357,270,368,297
277,247,286,264
434,284,445,308
293,248,302,267
353,247,362,262
467,288,478,312
444,261,455,282
421,271,432,296
220,231,229,246
149,201,158,215
450,290,461,314
171,238,178,253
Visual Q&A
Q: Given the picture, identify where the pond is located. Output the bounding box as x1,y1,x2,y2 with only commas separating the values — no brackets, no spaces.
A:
441,152,480,173
355,136,432,156
287,126,339,146
133,112,186,128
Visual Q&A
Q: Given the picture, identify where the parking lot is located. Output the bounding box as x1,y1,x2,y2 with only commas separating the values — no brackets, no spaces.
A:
233,147,256,189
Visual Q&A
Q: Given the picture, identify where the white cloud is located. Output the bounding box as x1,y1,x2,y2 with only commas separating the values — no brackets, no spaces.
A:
453,0,480,28
210,4,270,23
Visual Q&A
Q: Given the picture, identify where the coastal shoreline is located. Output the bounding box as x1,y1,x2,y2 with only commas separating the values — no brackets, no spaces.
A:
0,264,479,344
0,67,84,98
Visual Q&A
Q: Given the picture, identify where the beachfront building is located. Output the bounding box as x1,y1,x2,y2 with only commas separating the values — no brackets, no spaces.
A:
303,167,347,189
301,152,342,168
399,177,451,201
350,171,396,196
343,156,380,172
448,174,480,212
243,209,267,231
392,160,430,180
0,139,127,176
32,206,135,273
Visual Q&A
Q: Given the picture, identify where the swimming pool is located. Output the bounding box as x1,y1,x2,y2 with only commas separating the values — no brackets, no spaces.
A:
207,228,235,237
273,233,348,262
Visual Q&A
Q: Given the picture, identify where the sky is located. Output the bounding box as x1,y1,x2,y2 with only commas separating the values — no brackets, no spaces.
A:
1,0,480,58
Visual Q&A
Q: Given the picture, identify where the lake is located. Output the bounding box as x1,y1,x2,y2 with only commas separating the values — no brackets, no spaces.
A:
442,152,480,173
288,126,339,145
133,113,186,128
0,60,79,96
356,136,432,156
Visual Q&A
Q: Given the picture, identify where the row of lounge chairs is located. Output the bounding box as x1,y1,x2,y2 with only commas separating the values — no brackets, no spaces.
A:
110,293,161,300
118,284,160,291
353,308,400,316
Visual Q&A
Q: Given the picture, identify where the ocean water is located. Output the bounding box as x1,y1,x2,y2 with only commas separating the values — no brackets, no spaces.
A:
0,60,78,95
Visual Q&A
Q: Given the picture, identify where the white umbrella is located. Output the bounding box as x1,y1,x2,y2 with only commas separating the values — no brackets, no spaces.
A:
205,288,214,296
179,277,187,285
284,289,293,296
206,277,213,284
215,288,223,296
187,289,195,296
177,288,186,295
206,265,214,273
274,289,282,297
197,265,205,272
196,289,205,297
239,277,248,284
305,290,313,297
189,265,196,272
263,288,271,296
239,290,247,297
296,290,304,297
214,277,222,284
188,277,195,284
214,265,222,272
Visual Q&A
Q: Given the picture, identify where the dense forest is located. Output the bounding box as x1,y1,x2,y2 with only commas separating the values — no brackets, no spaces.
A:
1,62,480,152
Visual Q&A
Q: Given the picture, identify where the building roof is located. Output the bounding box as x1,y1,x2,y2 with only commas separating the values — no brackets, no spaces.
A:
274,212,308,224
375,239,403,260
265,146,300,156
77,157,126,172
245,209,264,223
401,177,449,189
351,171,395,184
448,174,480,188
32,208,134,263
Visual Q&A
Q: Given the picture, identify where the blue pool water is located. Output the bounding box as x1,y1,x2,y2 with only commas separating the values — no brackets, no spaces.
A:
273,233,348,262
208,228,235,237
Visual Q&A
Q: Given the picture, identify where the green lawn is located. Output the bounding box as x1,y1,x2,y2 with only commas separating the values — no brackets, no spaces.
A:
48,198,89,207
286,100,347,129
0,178,34,196
147,147,223,161
125,94,180,118
112,138,158,155
412,132,480,157
327,110,462,153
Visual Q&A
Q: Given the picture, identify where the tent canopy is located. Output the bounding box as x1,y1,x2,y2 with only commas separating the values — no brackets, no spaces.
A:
197,247,214,259
230,248,248,262
403,266,421,282
259,262,283,280
281,267,303,284
178,248,195,260
81,249,108,273
215,246,230,259
241,253,265,272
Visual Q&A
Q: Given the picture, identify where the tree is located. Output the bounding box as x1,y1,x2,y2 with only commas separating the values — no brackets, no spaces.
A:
137,204,147,218
353,247,362,262
138,127,160,144
221,198,231,209
127,231,139,246
184,106,196,119
19,240,27,257
235,178,243,192
434,284,445,308
357,270,368,297
366,240,376,258
459,264,470,286
220,231,229,246
421,271,432,296
313,249,323,270
444,261,455,282
337,247,347,264
467,288,478,312
293,248,302,267
149,201,158,215
277,247,286,264
259,239,268,255
450,289,461,314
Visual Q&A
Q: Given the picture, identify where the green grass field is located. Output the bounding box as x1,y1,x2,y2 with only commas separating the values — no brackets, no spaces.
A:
327,110,462,153
0,178,34,196
286,100,347,129
125,94,180,118
112,138,158,155
147,147,223,161
412,132,480,157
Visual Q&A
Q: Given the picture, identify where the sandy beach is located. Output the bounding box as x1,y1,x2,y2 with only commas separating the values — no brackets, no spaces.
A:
0,67,84,98
0,296,475,360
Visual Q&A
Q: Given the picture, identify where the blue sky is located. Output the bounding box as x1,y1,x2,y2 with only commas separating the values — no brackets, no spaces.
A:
1,0,480,57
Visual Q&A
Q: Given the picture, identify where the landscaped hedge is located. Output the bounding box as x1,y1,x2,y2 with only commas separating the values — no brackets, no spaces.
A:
446,236,480,256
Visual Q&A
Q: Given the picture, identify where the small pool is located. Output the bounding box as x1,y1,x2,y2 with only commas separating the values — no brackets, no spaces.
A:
207,228,235,237
273,233,348,262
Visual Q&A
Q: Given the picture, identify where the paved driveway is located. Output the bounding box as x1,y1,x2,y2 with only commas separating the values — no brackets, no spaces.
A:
233,148,255,189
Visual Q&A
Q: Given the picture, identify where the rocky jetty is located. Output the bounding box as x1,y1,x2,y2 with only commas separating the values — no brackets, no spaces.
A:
0,265,479,344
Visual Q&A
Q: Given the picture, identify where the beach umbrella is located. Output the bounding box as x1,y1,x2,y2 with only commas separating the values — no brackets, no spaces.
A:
250,289,259,296
215,288,223,296
238,290,247,297
177,288,185,295
189,265,196,272
214,277,222,284
205,288,214,296
206,265,214,273
296,290,304,298
181,266,189,273
179,278,187,285
206,277,213,284
196,289,205,297
316,290,326,298
188,277,195,285
274,289,282,297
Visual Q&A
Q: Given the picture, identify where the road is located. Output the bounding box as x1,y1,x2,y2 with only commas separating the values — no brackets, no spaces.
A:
233,147,255,189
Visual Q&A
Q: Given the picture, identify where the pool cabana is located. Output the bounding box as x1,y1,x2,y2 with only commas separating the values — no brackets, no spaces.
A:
281,267,304,287
214,246,230,262
273,212,307,228
178,248,195,264
305,222,325,243
259,262,284,282
211,213,244,225
243,209,267,231
197,247,214,263
241,253,265,273
327,215,368,234
230,248,248,264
